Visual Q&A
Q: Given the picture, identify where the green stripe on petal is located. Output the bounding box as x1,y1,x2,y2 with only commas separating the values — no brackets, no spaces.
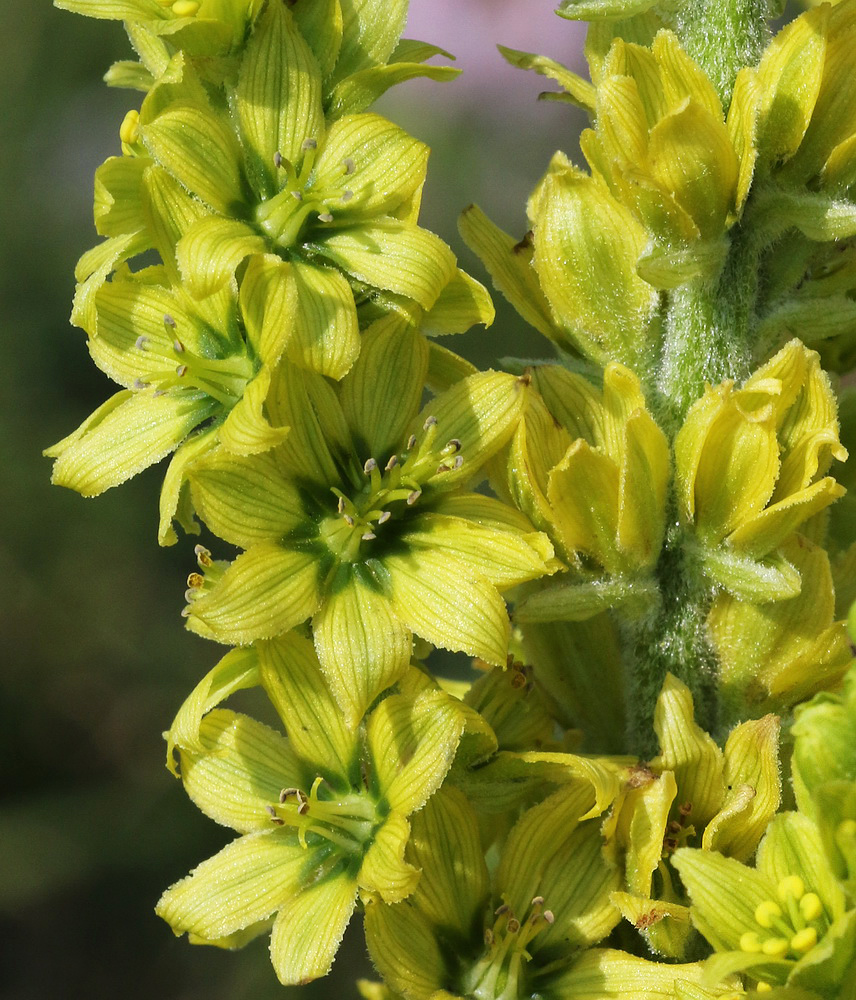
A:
339,314,428,459
330,0,408,84
187,542,322,644
177,217,268,299
386,549,510,666
313,114,428,219
403,514,554,589
327,62,460,118
359,811,420,903
181,709,307,834
142,103,246,216
189,451,304,549
49,390,215,496
269,873,357,985
420,371,530,489
366,690,463,815
288,260,360,379
239,254,297,367
313,566,412,727
94,155,149,238
156,828,305,941
364,895,445,1000
542,948,712,1000
316,223,456,310
406,787,489,938
165,644,260,775
219,370,290,457
671,848,775,952
292,0,344,80
236,1,324,199
258,633,360,786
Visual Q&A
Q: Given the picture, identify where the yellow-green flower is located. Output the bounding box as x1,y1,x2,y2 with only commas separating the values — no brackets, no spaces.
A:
183,323,554,723
505,362,669,624
366,783,718,1000
675,340,847,602
605,673,781,959
674,813,856,994
128,5,456,375
158,634,465,986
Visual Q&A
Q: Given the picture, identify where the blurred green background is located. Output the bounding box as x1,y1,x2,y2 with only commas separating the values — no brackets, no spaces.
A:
0,2,584,996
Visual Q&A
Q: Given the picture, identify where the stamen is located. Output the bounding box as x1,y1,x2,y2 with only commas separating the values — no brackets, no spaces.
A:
754,901,782,928
302,138,318,151
171,0,200,14
452,455,464,470
176,364,188,377
407,490,421,505
173,339,185,353
406,434,417,450
378,511,391,524
364,458,377,474
761,938,789,958
163,314,176,328
778,876,805,901
318,212,334,223
119,109,140,145
799,893,823,921
385,455,398,471
341,189,354,202
362,532,376,541
344,514,355,527
274,151,283,169
135,335,148,350
291,190,303,201
194,544,213,567
133,378,150,390
337,496,345,514
790,927,817,953
740,932,762,953
423,415,438,429
343,158,355,175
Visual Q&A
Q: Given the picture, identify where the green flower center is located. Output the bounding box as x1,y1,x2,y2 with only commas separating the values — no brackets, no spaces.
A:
739,876,828,964
463,897,554,1000
319,415,465,563
133,314,256,408
254,140,356,248
265,777,377,853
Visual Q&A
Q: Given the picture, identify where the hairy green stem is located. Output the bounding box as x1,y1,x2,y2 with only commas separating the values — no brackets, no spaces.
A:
674,0,773,105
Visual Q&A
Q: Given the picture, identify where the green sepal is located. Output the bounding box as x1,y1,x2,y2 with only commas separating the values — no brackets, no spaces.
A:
291,0,343,80
327,61,460,118
179,708,306,834
257,633,359,787
515,575,659,623
556,0,659,18
420,269,495,337
268,873,357,986
164,644,260,776
458,204,564,343
497,45,595,112
47,389,216,497
104,59,154,92
328,0,408,86
177,217,267,299
537,948,715,999
358,810,420,904
185,542,322,645
289,260,360,379
313,566,412,727
93,155,149,238
158,430,214,546
699,545,802,602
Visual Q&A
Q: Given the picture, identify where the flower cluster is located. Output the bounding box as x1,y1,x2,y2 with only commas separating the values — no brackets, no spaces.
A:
51,0,855,996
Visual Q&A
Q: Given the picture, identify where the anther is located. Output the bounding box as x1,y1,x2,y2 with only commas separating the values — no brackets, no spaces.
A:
186,572,204,588
668,820,682,834
364,458,378,474
799,893,822,921
740,932,762,953
176,364,188,377
507,918,520,934
378,511,391,524
194,544,213,566
754,901,782,928
436,463,451,474
531,897,544,907
761,938,789,958
291,190,303,201
279,787,299,802
264,805,284,825
423,415,438,429
495,904,510,916
163,314,176,328
778,876,805,902
133,378,150,390
172,0,200,14
119,109,140,145
302,138,318,150
543,910,555,925
678,802,693,817
790,927,818,953
274,151,283,169
173,339,185,353
318,212,334,223
341,189,354,202
134,335,148,350
444,439,462,453
406,490,421,505
452,455,464,470
343,158,355,175
362,532,376,541
344,514,355,527
385,455,398,471
337,497,345,514
406,434,417,450
297,800,310,816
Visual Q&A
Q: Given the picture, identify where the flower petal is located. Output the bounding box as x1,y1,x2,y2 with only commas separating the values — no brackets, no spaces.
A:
288,259,360,379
